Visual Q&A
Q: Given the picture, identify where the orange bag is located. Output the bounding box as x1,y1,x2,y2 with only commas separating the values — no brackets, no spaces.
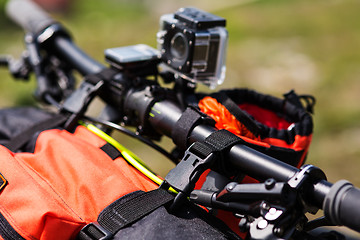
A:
0,126,157,240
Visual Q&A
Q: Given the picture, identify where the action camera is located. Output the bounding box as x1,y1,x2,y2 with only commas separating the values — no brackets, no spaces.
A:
157,7,228,88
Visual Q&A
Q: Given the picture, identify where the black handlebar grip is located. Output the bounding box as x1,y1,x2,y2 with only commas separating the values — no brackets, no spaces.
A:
323,180,360,232
5,0,56,34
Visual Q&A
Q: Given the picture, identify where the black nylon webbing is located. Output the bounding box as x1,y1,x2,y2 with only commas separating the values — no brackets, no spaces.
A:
3,114,68,152
98,188,174,233
171,107,203,150
204,129,242,152
194,129,243,177
77,224,106,240
189,141,214,159
78,188,175,240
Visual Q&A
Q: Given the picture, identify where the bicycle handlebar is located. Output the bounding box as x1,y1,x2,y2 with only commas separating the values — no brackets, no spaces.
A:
51,37,105,75
5,0,360,234
6,0,55,35
148,99,360,232
6,0,104,76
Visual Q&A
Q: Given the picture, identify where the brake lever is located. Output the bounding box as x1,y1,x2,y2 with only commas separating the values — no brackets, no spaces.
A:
189,179,292,215
216,180,288,203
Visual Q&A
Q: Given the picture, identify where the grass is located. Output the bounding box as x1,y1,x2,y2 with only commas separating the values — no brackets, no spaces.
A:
217,0,360,190
1,0,360,220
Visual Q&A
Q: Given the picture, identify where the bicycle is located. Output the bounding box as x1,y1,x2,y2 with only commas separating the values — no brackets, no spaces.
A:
1,0,360,239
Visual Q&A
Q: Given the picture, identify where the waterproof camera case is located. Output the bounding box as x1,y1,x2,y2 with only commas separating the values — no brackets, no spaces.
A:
157,7,228,88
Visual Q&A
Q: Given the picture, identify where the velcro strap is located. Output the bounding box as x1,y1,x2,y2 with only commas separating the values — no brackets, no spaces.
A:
204,129,243,177
171,107,205,150
204,129,243,152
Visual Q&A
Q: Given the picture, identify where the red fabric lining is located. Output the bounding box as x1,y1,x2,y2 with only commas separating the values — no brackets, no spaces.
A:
198,97,260,140
238,103,292,130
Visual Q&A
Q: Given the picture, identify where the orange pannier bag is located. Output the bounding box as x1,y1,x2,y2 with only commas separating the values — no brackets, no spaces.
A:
0,123,157,240
0,108,239,240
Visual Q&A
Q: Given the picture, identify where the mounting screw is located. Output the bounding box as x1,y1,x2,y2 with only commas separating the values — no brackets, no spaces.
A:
257,219,268,229
261,202,270,211
226,182,237,192
137,125,144,135
265,178,276,190
122,116,129,124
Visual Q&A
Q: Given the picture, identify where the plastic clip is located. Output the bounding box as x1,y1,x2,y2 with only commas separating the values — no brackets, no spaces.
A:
79,222,113,240
165,142,216,210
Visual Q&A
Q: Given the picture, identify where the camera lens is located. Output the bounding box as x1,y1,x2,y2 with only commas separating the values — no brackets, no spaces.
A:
170,32,188,61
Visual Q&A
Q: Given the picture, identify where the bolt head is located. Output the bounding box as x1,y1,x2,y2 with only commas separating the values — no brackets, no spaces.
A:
257,219,268,230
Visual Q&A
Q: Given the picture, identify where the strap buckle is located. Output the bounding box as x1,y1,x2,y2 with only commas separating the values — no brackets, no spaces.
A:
78,222,113,240
165,142,215,194
165,129,243,210
165,142,216,210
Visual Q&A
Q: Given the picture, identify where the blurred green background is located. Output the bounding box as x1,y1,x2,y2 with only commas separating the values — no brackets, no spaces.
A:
1,0,360,235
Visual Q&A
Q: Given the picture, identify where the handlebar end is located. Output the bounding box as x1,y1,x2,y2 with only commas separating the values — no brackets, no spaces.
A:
6,0,57,34
323,180,360,232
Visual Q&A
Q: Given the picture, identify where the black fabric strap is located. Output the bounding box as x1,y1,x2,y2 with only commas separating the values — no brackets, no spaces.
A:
100,143,122,160
204,129,243,152
189,141,214,159
3,114,68,152
204,129,243,176
212,92,261,137
171,107,204,150
78,188,174,240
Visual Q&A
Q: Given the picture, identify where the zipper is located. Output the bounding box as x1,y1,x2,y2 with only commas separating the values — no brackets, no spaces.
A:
0,212,26,240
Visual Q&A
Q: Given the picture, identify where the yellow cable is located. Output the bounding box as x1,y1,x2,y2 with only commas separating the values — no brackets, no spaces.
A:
84,124,177,193
86,124,148,167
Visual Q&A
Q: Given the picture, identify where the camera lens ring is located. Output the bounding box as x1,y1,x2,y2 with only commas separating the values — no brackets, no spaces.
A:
170,32,188,62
